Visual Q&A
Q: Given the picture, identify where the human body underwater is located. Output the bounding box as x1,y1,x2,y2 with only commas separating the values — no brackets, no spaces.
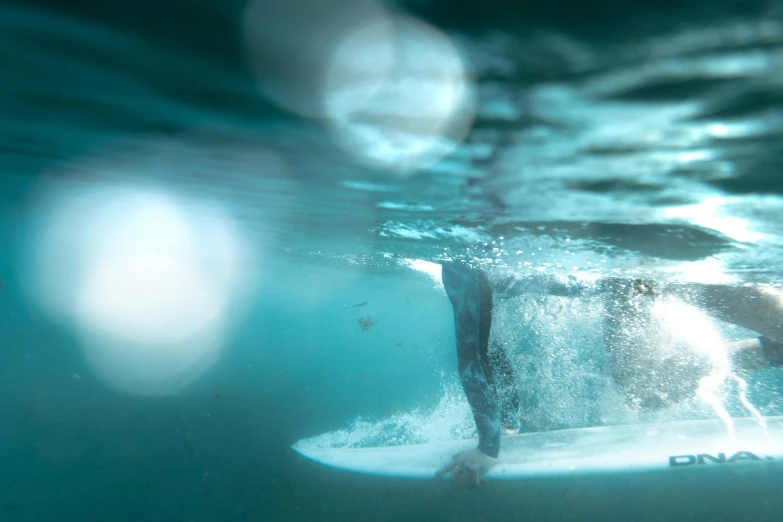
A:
437,261,783,488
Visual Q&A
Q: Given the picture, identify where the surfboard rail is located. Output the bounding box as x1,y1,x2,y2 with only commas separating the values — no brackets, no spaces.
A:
292,416,783,479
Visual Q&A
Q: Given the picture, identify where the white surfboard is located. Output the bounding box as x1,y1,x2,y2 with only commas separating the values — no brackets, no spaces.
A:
292,416,783,479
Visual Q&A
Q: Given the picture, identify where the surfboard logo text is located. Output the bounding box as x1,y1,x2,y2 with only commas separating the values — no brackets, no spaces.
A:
669,451,771,467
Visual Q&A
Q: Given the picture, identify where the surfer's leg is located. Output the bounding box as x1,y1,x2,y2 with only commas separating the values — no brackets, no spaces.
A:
727,336,783,370
662,284,783,344
477,269,494,389
441,261,501,458
603,280,783,410
649,282,783,367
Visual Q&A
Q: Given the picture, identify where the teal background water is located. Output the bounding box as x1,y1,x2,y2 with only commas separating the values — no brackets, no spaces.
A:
2,0,783,520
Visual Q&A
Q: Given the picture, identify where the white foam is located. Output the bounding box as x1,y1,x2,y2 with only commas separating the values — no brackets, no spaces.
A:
295,381,473,450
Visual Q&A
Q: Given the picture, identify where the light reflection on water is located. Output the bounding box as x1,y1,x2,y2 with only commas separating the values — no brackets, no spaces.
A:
2,2,782,281
1,3,783,520
21,177,258,395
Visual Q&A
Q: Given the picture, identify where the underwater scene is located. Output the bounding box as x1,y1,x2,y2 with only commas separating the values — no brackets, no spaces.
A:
2,0,783,520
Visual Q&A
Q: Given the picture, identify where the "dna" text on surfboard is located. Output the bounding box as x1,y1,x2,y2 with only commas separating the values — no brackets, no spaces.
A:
669,451,773,467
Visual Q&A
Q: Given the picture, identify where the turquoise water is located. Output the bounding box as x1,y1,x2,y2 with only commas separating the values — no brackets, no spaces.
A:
2,0,783,520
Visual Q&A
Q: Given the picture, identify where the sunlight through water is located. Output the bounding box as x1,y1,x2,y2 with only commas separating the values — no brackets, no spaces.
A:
243,0,475,173
24,181,250,395
405,258,443,285
651,298,767,437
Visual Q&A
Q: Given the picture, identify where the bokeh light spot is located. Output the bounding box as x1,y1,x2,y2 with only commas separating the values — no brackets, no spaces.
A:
25,182,249,396
243,0,476,173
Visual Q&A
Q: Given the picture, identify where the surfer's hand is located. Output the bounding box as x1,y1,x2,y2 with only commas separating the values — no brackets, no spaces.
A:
434,448,496,489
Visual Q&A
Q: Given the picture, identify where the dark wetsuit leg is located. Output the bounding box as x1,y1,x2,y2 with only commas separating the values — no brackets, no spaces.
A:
441,261,501,458
760,336,783,366
478,269,494,388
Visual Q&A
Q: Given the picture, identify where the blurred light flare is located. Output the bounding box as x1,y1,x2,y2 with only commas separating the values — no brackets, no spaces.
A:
651,298,726,364
242,0,391,119
664,196,765,244
28,183,248,396
663,258,737,285
325,15,475,172
652,297,767,435
243,0,476,173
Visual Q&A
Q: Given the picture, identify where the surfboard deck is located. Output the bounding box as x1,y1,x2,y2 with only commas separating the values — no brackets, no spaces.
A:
292,416,783,479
